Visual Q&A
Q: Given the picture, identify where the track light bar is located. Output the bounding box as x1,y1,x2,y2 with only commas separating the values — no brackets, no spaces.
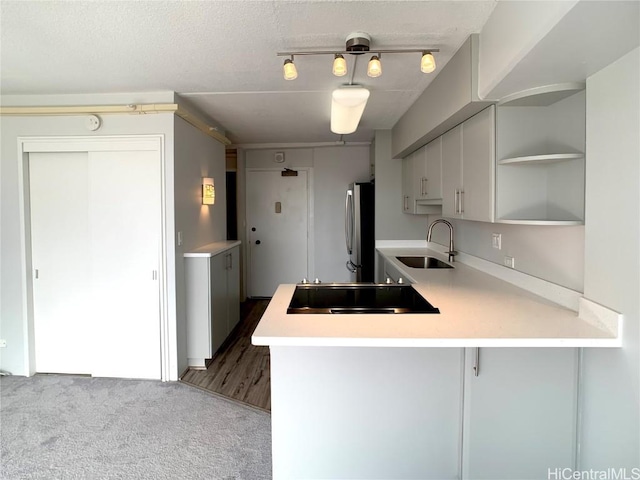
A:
277,48,439,57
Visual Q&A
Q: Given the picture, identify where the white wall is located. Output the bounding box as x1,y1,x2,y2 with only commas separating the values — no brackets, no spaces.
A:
0,103,176,377
173,116,226,376
428,218,585,291
580,48,639,469
244,146,370,283
373,130,436,241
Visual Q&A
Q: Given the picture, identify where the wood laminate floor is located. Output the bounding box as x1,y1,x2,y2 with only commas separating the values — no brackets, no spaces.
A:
181,300,272,412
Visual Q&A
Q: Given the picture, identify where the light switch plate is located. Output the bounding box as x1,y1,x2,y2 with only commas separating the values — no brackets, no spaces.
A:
492,233,502,250
504,256,515,269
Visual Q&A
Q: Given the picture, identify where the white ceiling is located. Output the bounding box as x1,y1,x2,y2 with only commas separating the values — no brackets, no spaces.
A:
0,0,497,145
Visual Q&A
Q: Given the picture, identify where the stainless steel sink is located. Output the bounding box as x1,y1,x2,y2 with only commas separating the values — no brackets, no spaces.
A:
396,256,453,269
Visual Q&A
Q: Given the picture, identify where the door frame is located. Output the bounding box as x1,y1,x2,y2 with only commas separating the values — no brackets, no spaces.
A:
16,135,170,380
245,167,314,296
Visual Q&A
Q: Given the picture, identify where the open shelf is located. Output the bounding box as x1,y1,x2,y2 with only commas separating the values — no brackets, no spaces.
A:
499,153,584,166
498,83,585,107
496,218,584,226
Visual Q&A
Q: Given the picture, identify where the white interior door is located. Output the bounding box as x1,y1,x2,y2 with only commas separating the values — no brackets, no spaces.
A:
246,170,308,297
88,150,161,379
29,149,161,379
30,152,93,374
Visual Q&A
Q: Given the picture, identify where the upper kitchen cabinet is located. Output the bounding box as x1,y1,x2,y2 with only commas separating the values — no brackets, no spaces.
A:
495,84,586,225
441,106,496,223
392,35,492,159
401,138,443,215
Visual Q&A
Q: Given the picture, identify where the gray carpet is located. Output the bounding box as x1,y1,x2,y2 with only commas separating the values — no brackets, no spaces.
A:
0,375,272,479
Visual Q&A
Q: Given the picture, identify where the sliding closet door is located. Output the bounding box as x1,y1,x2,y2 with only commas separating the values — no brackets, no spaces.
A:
29,148,162,380
30,152,93,375
88,150,161,379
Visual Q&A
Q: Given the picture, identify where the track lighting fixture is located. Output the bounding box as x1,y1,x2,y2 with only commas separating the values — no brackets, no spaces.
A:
278,32,439,134
278,32,439,80
333,54,347,77
283,56,297,80
367,55,382,78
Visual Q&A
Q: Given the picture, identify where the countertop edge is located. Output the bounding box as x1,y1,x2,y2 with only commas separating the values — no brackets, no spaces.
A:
184,240,242,257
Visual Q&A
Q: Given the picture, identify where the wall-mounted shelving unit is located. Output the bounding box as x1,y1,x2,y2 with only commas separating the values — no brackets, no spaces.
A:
495,83,586,225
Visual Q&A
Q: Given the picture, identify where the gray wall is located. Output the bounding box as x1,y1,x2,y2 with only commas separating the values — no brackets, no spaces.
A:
173,116,227,377
580,47,639,469
0,106,176,377
0,93,227,380
244,145,370,283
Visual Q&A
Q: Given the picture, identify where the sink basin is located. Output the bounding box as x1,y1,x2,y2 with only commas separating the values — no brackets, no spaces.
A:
396,256,453,269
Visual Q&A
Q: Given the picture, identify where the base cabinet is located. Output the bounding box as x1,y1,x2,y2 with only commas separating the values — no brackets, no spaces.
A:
271,346,464,479
269,343,579,479
462,348,578,479
185,245,240,368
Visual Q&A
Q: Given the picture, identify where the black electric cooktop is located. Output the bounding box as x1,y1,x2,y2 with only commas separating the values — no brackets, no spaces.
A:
287,284,440,314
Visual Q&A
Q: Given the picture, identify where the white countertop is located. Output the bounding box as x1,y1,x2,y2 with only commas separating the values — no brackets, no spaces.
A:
183,240,241,257
252,246,621,348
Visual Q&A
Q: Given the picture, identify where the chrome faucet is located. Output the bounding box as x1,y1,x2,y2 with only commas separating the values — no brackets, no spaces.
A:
427,219,457,263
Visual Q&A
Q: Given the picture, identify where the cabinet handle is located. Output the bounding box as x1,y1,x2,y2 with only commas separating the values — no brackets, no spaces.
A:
460,190,464,214
152,270,158,280
454,190,460,214
403,195,408,211
226,253,232,270
422,177,428,197
473,347,480,377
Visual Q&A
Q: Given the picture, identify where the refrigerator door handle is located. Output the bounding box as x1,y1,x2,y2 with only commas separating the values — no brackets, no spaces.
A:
345,190,354,255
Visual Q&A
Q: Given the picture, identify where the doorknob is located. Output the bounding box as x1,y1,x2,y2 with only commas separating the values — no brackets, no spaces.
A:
251,227,256,232
255,240,261,245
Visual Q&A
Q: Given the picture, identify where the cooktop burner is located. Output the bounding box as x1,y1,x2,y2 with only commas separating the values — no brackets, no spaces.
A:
287,284,440,314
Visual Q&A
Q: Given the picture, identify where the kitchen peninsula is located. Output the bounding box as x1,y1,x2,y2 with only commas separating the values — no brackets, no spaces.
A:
252,243,621,479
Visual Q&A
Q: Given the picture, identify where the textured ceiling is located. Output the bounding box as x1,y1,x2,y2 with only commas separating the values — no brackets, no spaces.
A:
0,1,497,144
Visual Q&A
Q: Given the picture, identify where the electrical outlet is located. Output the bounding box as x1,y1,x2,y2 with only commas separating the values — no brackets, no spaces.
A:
504,256,515,269
492,233,502,250
0,339,6,348
177,231,183,246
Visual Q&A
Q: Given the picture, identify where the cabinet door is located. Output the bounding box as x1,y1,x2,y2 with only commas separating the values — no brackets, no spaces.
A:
412,147,428,200
226,247,240,333
462,106,495,222
425,137,442,200
401,156,414,213
271,346,464,479
462,348,578,479
186,258,213,362
441,125,463,218
210,253,228,353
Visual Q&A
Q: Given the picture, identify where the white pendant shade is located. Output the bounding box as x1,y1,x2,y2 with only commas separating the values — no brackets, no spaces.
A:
330,87,370,134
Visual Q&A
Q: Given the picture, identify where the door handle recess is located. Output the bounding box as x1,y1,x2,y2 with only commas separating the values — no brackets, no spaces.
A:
473,347,480,377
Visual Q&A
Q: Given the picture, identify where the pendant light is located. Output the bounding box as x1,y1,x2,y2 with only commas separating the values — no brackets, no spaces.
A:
283,57,298,80
421,52,436,73
332,54,347,77
367,55,382,78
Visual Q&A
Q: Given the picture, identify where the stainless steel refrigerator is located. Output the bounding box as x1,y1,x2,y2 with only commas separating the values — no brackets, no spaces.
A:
345,182,375,282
